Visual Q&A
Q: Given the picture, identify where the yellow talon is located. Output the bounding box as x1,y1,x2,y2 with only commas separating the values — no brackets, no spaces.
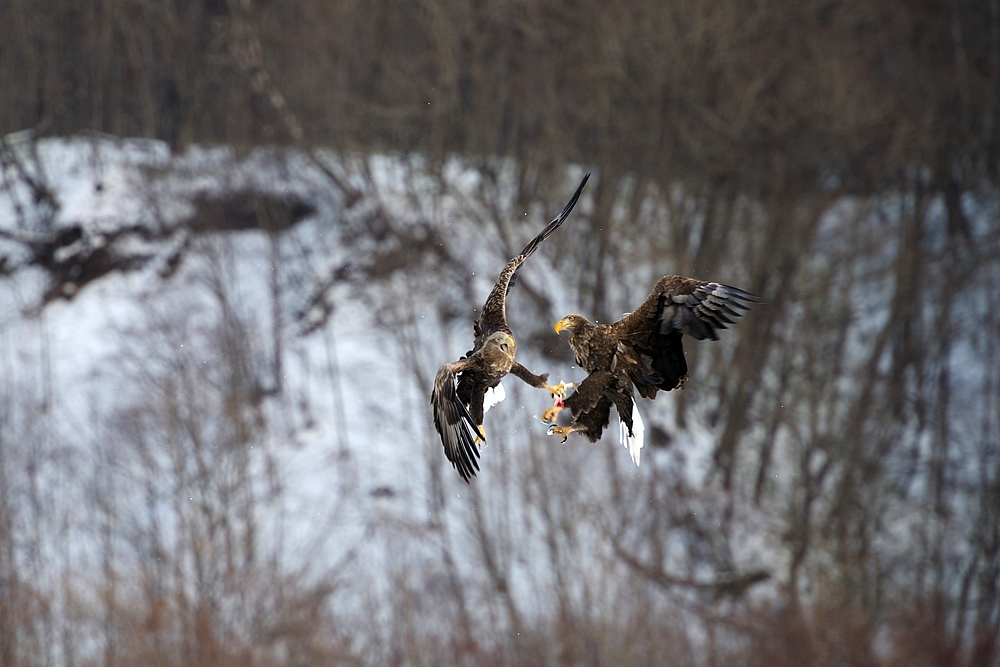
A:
475,424,486,444
542,404,563,424
546,424,573,442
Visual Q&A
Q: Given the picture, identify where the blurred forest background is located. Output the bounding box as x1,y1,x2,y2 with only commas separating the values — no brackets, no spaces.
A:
1,0,999,665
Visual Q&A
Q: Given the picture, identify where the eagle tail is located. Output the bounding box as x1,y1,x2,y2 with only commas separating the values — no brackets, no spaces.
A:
483,381,506,415
618,398,645,466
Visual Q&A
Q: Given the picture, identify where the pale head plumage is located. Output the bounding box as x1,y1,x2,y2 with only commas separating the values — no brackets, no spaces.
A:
482,330,516,361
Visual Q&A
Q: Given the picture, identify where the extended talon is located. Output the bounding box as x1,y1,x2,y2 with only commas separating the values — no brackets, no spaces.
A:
546,424,573,442
541,403,564,424
475,424,486,444
545,381,573,399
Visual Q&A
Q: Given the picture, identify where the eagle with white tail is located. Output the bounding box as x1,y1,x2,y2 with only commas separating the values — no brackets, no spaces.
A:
543,276,759,466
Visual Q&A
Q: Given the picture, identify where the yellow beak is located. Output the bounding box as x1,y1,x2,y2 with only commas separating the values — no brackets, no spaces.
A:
554,317,571,334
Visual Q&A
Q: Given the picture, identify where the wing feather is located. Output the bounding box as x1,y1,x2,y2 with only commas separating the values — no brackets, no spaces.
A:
474,174,589,347
615,276,759,341
664,282,759,340
431,360,482,483
608,276,758,396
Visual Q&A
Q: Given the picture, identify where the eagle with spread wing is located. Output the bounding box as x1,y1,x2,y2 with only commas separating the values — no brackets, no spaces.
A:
432,174,590,482
542,276,758,466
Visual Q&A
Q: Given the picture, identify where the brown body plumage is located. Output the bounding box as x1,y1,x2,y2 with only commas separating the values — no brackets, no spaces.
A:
431,174,590,482
545,275,758,463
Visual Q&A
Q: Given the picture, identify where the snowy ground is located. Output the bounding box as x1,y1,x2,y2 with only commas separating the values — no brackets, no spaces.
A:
0,135,801,644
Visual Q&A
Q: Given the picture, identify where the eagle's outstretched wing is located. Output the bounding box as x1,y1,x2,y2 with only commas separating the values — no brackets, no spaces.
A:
473,174,590,348
613,276,759,396
431,360,481,482
615,276,759,342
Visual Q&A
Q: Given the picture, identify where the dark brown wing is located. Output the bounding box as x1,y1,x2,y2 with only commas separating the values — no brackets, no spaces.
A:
615,275,758,341
473,174,589,348
456,364,495,427
618,330,688,396
612,275,758,394
431,359,482,483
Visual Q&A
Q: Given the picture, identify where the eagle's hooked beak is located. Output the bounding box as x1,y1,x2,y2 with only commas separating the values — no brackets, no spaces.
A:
554,317,572,334
499,334,515,357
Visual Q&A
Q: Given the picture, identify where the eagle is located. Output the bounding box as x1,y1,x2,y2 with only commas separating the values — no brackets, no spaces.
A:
542,275,758,466
432,174,590,482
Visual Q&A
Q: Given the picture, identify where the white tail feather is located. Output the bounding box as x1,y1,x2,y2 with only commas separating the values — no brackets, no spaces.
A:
618,400,645,466
483,382,506,414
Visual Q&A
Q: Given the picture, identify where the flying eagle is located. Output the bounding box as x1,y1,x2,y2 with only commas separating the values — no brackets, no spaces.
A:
432,174,590,482
543,276,758,466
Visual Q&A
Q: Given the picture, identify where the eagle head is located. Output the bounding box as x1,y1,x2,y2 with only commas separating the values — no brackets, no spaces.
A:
485,331,516,361
554,314,590,334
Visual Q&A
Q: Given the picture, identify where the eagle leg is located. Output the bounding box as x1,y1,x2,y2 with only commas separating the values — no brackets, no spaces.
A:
546,424,577,442
544,381,574,399
541,400,564,424
475,424,486,444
